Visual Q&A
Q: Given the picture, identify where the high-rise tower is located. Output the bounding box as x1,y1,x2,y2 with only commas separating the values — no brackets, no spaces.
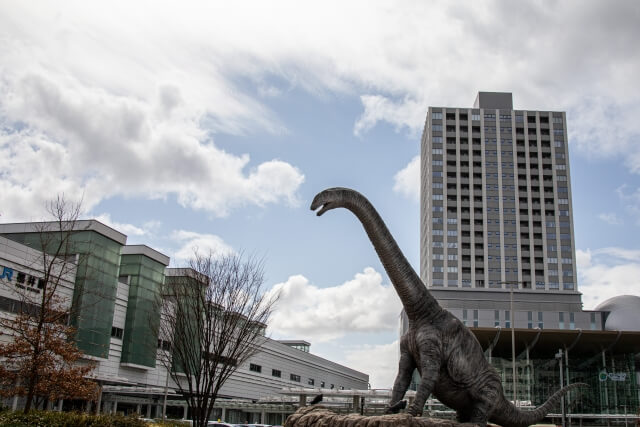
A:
420,92,583,328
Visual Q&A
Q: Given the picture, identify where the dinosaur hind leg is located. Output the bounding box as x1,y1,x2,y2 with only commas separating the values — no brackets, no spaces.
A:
456,409,472,423
468,382,500,427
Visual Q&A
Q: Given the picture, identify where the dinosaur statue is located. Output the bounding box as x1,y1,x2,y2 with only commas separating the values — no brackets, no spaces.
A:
310,187,585,427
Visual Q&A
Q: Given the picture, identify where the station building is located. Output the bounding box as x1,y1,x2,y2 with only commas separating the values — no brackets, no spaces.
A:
0,221,368,422
417,91,640,418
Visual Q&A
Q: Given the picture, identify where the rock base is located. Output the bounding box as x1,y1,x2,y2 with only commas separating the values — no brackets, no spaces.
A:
284,406,478,427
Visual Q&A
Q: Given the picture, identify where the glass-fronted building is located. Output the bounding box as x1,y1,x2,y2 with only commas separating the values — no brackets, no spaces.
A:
0,220,369,420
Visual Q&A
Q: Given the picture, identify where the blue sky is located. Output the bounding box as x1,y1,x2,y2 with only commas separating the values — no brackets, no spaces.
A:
1,1,640,388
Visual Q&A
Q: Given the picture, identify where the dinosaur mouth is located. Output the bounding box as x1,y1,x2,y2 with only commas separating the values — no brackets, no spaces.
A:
310,201,332,216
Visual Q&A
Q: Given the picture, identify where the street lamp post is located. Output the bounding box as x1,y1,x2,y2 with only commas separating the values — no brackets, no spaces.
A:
510,284,516,407
555,349,566,427
500,281,523,407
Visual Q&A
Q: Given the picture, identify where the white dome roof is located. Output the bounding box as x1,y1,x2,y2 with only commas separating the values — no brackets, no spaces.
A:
594,295,640,332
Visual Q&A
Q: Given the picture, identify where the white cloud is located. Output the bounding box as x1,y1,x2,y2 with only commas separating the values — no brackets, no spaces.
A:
597,212,623,225
354,95,425,137
577,248,640,309
267,268,402,342
170,230,235,265
393,156,420,201
92,213,160,237
1,1,640,216
343,340,399,390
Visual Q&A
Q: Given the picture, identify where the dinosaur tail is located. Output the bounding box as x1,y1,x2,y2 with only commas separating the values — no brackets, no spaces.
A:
491,383,587,427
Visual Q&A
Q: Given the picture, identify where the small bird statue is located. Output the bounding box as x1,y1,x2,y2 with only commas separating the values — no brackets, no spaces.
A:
385,399,407,414
310,394,323,405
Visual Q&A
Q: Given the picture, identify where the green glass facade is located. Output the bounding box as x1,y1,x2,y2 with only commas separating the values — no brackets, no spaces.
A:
165,273,206,374
2,230,123,358
491,353,638,415
120,253,167,368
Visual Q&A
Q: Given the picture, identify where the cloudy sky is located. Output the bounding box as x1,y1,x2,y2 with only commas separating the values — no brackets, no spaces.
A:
1,1,639,388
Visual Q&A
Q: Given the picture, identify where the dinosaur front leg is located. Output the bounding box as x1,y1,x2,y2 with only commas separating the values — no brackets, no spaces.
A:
407,357,441,416
386,342,416,413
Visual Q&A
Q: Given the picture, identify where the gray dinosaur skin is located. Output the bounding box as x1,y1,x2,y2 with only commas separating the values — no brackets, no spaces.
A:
311,187,585,427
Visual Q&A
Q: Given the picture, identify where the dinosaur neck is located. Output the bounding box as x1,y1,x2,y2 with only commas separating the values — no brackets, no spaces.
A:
339,194,440,320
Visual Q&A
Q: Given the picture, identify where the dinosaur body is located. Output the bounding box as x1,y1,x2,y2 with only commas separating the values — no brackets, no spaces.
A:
311,187,584,427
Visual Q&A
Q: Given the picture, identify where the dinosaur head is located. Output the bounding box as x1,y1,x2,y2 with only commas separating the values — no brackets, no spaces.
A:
310,187,353,216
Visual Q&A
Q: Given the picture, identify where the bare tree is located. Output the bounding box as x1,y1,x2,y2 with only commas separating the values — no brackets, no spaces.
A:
0,196,97,412
157,252,277,427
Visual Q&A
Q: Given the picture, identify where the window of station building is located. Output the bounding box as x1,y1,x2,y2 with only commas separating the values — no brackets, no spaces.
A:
290,374,301,382
473,310,479,327
558,312,565,329
432,112,443,119
504,310,511,328
527,311,533,329
272,369,281,378
250,363,262,373
569,312,575,329
308,378,315,386
537,312,543,329
494,310,500,327
111,327,124,340
590,313,597,330
462,309,468,326
320,381,326,387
